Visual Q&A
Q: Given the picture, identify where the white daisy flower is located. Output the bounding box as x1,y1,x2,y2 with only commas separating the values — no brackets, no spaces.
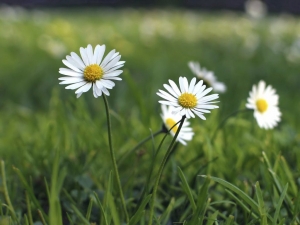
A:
188,61,226,93
157,77,219,120
58,44,125,98
246,80,281,129
161,105,194,145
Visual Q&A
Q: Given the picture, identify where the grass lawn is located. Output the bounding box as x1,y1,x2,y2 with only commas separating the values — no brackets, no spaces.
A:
1,6,300,224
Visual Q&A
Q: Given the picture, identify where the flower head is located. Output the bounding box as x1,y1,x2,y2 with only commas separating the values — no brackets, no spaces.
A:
188,61,226,93
157,77,219,120
161,105,194,145
58,44,125,98
246,80,281,129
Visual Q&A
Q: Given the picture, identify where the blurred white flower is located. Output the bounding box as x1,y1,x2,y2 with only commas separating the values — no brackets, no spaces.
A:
246,80,281,129
161,105,194,145
59,44,125,98
245,0,267,19
188,61,226,93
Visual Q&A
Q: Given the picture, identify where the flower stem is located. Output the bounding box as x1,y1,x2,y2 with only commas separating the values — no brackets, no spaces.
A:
210,108,251,142
148,116,186,225
1,160,17,221
102,95,129,223
118,129,164,167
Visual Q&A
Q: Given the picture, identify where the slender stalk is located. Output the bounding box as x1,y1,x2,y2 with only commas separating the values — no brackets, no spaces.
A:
136,125,177,209
148,116,186,225
118,129,164,166
102,95,129,223
1,160,17,221
210,108,251,142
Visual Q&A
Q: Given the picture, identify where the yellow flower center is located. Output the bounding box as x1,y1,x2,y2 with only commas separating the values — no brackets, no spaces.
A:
178,93,197,109
256,99,268,113
165,118,178,133
83,64,103,82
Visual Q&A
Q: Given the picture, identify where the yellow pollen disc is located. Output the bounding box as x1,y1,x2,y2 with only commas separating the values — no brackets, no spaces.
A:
83,64,103,82
178,93,197,109
165,118,178,133
256,99,268,113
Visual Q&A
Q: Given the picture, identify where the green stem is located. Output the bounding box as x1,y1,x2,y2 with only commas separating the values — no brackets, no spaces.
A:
1,160,17,221
211,108,251,143
118,129,164,166
102,95,129,223
148,116,186,225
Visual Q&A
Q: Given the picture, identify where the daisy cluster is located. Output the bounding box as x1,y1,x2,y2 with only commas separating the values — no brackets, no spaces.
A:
59,44,282,146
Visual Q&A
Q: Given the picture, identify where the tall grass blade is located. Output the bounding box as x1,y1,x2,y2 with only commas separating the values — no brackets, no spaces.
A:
254,182,268,225
188,176,210,225
206,210,218,225
70,204,90,225
129,194,151,225
272,183,288,225
177,166,196,213
203,175,260,215
224,215,235,225
225,189,258,219
93,192,109,225
1,161,17,221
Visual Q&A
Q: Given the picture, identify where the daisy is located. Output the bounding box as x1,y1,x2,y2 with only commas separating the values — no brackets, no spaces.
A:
188,61,226,93
157,77,219,120
246,80,281,129
161,105,194,145
58,44,125,98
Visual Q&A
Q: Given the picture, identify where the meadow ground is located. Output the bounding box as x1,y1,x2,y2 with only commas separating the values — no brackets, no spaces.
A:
1,6,300,224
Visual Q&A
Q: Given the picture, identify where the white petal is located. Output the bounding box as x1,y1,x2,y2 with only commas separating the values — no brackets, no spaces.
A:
65,81,87,90
169,80,181,96
66,56,83,72
70,52,86,69
86,44,94,64
80,47,89,66
103,55,121,71
59,77,83,84
95,45,106,65
75,82,92,94
62,59,81,72
100,49,116,68
59,68,83,77
103,70,123,78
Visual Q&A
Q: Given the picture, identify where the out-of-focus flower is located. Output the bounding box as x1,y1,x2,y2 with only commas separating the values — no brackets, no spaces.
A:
246,80,281,129
188,61,226,93
161,105,194,145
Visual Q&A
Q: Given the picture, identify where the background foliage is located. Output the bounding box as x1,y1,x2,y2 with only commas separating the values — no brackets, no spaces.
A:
1,6,300,224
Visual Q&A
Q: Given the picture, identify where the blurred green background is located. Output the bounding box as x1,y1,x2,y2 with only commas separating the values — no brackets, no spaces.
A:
1,7,300,123
1,6,300,223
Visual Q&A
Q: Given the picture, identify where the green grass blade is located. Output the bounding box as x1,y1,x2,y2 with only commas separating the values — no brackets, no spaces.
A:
206,210,218,225
262,152,294,217
224,215,235,225
1,161,17,222
225,189,259,219
292,189,300,223
86,198,93,220
13,166,48,221
177,166,196,212
25,191,33,225
273,183,288,225
188,176,210,225
279,156,297,195
93,192,108,225
202,175,260,215
129,194,151,225
254,182,268,225
70,204,90,225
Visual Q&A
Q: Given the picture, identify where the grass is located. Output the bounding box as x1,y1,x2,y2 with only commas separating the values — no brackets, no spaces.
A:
0,6,300,224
